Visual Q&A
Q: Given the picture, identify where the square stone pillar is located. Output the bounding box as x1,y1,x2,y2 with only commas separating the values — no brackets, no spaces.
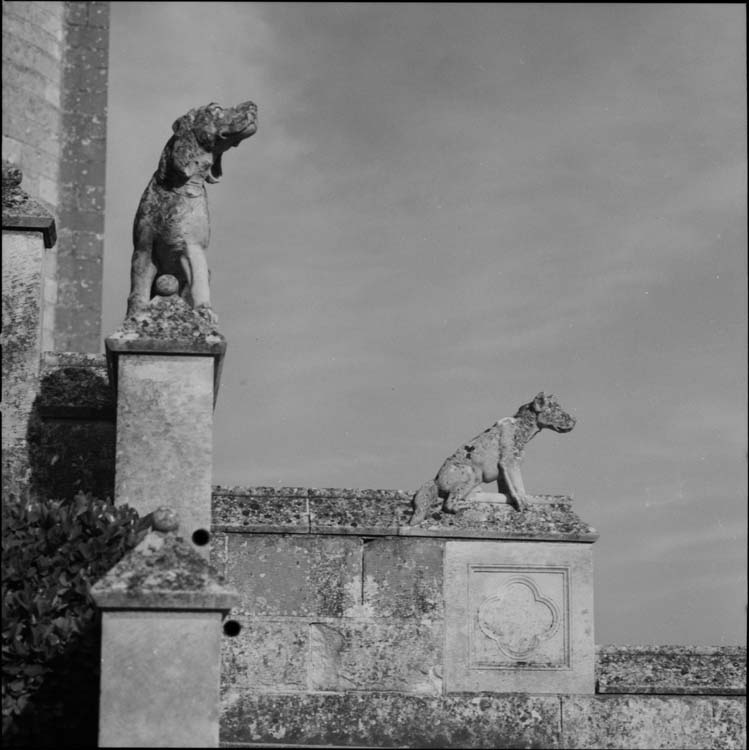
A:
105,296,226,554
439,497,598,694
2,161,56,498
91,530,239,748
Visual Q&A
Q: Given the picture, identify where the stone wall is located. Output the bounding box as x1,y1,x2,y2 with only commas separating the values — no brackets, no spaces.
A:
210,487,745,749
2,0,109,351
219,692,746,749
2,2,65,208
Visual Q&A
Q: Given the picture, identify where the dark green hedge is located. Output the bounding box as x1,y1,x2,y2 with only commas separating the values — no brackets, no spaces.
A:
2,492,146,746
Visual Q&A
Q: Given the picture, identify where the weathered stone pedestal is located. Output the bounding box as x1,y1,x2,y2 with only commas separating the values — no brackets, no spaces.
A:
92,530,239,748
438,494,596,694
95,297,235,747
2,162,56,499
105,296,226,554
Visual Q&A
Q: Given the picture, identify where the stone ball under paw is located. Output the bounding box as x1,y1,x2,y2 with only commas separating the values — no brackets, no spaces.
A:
154,274,179,296
152,506,180,532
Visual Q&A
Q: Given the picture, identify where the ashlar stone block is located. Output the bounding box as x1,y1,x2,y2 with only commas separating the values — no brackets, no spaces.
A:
561,695,747,750
444,540,595,694
306,619,444,694
226,534,361,617
362,537,444,619
221,617,308,692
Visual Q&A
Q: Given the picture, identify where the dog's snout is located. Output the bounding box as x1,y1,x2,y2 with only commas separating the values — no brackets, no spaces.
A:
236,100,257,117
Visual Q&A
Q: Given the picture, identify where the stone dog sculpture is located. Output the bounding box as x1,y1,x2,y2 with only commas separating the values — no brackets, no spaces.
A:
126,100,257,320
409,392,576,525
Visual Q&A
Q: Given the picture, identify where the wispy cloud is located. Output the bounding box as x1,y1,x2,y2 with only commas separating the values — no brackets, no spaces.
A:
105,3,746,646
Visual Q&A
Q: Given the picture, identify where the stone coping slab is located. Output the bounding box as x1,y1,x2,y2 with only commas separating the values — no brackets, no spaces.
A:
212,486,598,541
2,161,57,248
596,645,747,695
105,295,227,404
92,531,239,611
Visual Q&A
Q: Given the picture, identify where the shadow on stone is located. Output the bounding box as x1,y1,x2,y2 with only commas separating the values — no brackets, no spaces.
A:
5,619,101,748
26,365,116,502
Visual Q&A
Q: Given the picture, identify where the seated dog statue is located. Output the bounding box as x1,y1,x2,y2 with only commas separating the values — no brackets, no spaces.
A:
409,392,576,525
126,100,258,320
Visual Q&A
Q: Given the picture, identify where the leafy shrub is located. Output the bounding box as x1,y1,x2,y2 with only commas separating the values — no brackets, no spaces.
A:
2,492,145,745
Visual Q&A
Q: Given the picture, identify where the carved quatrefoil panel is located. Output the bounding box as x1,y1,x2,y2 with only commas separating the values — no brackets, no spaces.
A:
467,566,569,668
477,576,560,660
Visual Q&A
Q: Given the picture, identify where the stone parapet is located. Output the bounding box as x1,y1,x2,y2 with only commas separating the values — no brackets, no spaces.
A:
596,645,746,696
212,486,598,541
211,488,744,748
211,487,599,738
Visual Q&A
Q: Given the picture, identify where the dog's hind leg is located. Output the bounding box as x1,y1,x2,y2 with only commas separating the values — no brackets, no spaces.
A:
442,477,480,514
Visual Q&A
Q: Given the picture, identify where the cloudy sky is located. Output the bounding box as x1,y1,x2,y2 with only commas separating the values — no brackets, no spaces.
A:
101,3,746,646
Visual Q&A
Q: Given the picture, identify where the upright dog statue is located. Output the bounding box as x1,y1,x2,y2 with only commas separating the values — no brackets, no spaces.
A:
126,100,258,320
409,393,576,525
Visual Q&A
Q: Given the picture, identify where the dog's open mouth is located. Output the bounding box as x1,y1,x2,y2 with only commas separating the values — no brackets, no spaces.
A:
207,153,223,184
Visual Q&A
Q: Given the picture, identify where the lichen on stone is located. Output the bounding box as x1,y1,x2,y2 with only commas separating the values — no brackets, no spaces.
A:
91,529,237,609
596,644,747,694
210,486,597,540
110,295,223,342
2,159,56,242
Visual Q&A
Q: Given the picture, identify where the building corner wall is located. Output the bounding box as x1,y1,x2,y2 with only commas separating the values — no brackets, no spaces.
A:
2,0,109,353
56,0,109,351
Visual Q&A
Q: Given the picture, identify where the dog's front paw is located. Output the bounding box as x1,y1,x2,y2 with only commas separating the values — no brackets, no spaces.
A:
508,493,529,512
125,296,150,319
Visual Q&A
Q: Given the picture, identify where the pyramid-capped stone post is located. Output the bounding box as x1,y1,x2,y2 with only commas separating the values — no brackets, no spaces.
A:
105,296,226,555
91,523,239,748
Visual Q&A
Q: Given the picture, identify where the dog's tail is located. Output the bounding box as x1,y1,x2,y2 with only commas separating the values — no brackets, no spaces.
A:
408,479,439,525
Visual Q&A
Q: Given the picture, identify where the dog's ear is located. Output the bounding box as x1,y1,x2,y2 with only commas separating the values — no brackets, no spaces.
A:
170,129,202,180
171,111,194,134
532,392,547,412
156,112,201,183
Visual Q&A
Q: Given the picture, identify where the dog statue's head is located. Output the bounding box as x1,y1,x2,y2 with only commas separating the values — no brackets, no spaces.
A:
528,392,577,433
157,100,257,187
